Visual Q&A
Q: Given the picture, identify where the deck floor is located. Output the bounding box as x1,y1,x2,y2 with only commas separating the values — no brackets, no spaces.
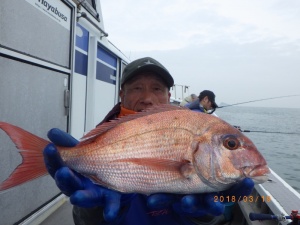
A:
40,201,74,225
259,170,300,216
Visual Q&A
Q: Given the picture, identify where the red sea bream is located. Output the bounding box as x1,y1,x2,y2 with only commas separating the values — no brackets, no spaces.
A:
0,105,269,194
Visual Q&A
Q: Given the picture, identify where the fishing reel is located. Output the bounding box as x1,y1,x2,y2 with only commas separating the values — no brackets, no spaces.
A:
249,210,300,224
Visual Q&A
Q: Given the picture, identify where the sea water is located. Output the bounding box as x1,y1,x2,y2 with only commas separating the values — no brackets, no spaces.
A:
216,106,300,193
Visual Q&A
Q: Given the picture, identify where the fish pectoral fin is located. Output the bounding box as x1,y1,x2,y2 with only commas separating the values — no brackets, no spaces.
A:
113,158,196,179
180,163,197,179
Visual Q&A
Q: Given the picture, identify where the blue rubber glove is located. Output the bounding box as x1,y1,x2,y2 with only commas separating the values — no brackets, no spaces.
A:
220,177,254,202
147,193,224,217
43,128,133,222
147,178,254,217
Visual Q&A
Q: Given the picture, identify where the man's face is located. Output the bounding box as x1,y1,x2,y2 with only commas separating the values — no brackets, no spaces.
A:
120,72,171,112
201,96,213,110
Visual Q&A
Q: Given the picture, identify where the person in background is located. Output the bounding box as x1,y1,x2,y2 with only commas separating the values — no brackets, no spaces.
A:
186,90,218,113
179,94,198,107
43,57,254,225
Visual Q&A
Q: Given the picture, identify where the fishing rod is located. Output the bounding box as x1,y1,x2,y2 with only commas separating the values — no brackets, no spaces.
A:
242,130,300,135
233,126,300,135
249,210,300,224
217,94,300,108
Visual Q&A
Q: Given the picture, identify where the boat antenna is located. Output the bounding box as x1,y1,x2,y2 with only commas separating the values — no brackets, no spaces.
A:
217,94,300,108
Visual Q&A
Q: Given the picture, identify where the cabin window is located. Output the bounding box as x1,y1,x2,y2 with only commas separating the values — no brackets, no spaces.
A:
85,0,96,9
81,0,99,20
96,45,117,85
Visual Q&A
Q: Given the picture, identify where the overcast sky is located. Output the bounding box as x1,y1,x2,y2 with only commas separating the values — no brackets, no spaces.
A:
101,0,300,108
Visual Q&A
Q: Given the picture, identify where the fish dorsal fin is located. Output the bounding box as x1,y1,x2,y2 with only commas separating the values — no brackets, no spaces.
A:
78,104,187,146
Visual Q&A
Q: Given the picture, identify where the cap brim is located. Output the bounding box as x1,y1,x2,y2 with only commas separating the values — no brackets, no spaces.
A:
130,64,174,88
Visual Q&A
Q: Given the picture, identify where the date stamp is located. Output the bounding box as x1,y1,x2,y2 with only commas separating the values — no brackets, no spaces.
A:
214,195,271,203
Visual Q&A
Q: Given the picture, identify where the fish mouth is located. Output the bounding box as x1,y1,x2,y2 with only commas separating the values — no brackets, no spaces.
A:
243,165,270,184
251,175,269,184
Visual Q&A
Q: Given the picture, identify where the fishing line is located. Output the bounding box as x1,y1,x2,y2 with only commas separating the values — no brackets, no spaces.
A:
217,94,300,108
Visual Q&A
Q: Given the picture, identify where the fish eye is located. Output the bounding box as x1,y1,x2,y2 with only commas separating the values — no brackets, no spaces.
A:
223,136,240,150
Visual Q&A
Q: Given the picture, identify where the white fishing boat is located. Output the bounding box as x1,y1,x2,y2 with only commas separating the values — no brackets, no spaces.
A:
0,0,299,224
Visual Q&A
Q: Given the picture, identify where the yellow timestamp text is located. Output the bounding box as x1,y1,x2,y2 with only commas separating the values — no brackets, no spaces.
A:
214,195,271,203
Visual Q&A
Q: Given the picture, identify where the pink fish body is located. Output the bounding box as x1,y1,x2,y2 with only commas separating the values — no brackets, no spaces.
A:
0,105,269,194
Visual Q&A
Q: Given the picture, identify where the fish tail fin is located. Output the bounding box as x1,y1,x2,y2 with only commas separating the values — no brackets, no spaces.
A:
0,122,50,191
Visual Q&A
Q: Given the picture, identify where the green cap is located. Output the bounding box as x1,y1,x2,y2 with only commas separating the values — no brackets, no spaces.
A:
121,57,174,88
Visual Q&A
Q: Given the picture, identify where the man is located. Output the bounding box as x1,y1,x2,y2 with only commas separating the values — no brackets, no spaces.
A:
179,94,198,107
186,90,218,113
44,57,253,225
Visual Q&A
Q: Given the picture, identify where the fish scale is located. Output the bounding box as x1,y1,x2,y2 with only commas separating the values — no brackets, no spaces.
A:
62,128,195,193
